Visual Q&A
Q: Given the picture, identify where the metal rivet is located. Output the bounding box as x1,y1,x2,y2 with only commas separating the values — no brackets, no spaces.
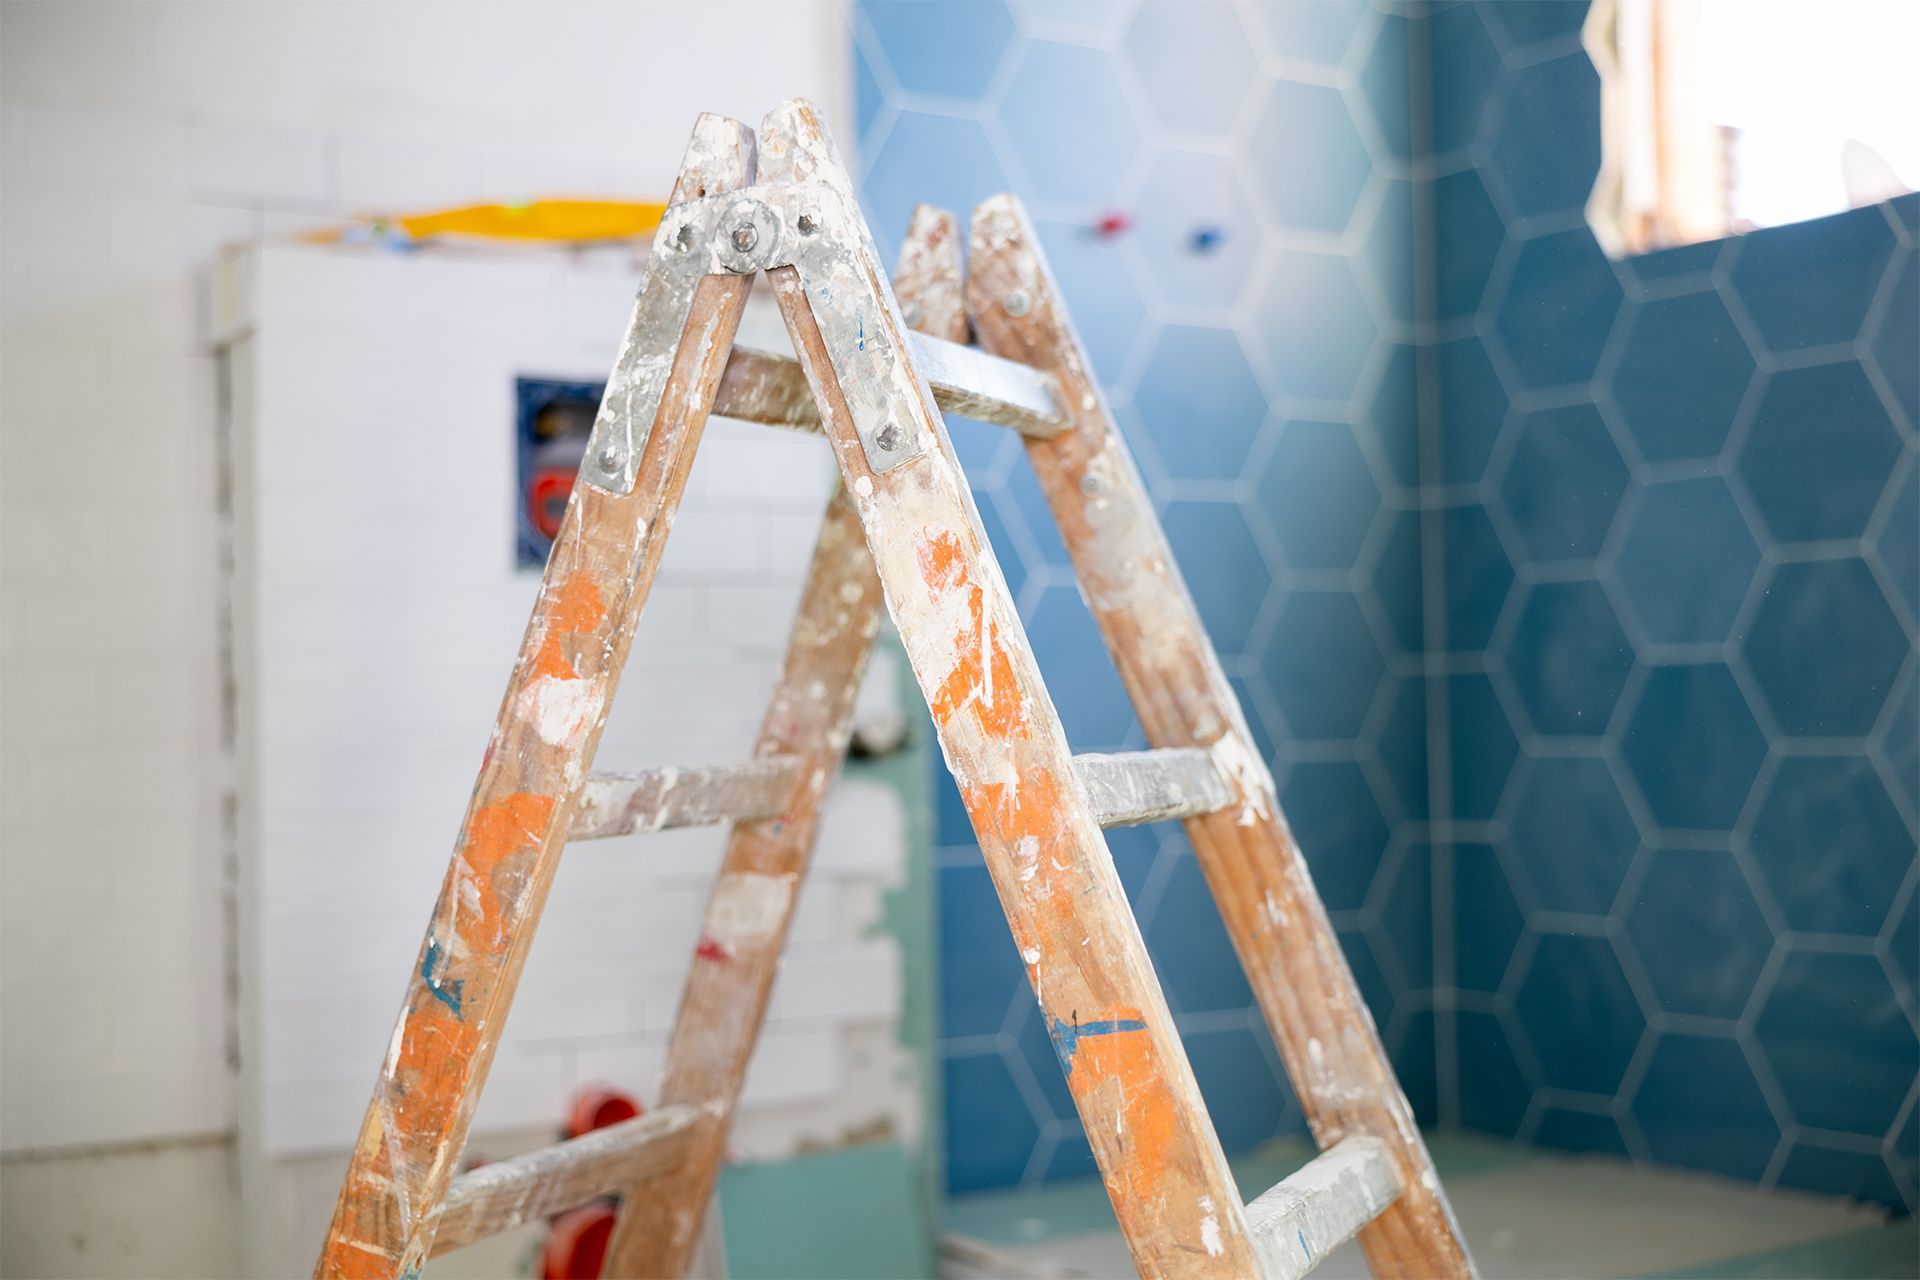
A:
730,223,758,252
598,446,621,472
875,423,901,452
1004,289,1030,317
1081,471,1103,496
901,302,924,328
796,213,818,236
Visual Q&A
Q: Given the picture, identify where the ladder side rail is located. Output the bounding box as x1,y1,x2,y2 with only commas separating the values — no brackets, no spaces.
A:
313,115,759,1280
758,108,1259,1278
966,196,1475,1280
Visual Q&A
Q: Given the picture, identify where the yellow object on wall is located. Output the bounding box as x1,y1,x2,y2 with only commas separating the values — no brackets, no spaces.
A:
310,199,669,245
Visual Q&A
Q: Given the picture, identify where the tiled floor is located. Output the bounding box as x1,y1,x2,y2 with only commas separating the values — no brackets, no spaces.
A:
940,1132,1917,1279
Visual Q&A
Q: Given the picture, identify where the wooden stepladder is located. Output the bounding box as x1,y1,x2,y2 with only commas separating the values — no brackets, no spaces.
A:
317,101,1475,1280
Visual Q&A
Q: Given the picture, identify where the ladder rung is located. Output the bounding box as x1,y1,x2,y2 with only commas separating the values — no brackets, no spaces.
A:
714,332,1067,438
1073,748,1234,828
430,1103,703,1256
573,757,803,840
1245,1136,1403,1280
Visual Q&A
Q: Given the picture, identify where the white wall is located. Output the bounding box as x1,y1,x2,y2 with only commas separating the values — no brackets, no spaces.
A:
0,0,851,1159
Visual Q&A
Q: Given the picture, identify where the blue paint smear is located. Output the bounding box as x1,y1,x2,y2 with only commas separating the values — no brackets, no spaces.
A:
1047,1013,1149,1070
420,932,463,1019
1299,1228,1312,1259
858,314,866,350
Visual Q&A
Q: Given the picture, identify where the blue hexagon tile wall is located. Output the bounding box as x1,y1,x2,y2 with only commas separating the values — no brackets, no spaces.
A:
855,0,1433,1193
1424,0,1917,1216
854,0,1918,1214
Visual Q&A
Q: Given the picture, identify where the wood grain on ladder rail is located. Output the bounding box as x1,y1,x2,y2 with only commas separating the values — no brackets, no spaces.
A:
965,195,1475,1279
312,114,759,1280
758,98,1261,1278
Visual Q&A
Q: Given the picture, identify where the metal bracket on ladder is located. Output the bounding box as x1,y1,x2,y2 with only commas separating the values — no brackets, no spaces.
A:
315,99,1475,1280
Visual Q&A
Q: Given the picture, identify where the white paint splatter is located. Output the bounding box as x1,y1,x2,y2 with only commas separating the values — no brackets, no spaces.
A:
516,674,599,747
706,871,796,951
1198,1197,1224,1257
1021,947,1040,965
853,475,873,498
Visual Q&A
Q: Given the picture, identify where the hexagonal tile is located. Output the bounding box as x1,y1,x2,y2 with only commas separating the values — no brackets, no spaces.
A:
1455,843,1525,993
1482,0,1590,49
1246,79,1373,234
972,487,1031,604
1449,673,1518,821
1031,217,1148,385
1739,361,1903,544
1486,54,1602,222
1775,1143,1906,1211
1507,581,1634,736
1258,418,1381,571
1515,934,1646,1094
1343,927,1396,1023
939,863,1028,1038
1615,476,1761,646
1497,402,1628,563
1458,1011,1532,1135
1248,0,1368,69
1622,662,1767,831
1534,1107,1631,1157
1745,559,1909,737
1010,0,1129,42
1360,179,1417,332
1265,591,1388,740
1360,343,1420,493
1282,759,1391,911
1881,665,1919,821
1144,852,1254,1012
1756,951,1915,1137
1634,1034,1780,1181
1893,878,1920,1013
998,40,1141,208
1159,500,1268,655
1751,755,1912,936
1351,11,1412,162
1426,3,1502,157
855,36,888,145
1612,291,1757,463
1380,842,1435,989
1435,337,1510,485
1867,247,1917,429
1508,757,1639,914
1625,848,1774,1019
1129,147,1261,309
1433,168,1505,322
1122,1,1257,135
1441,504,1513,652
862,0,1017,101
1026,584,1138,750
1729,203,1898,352
1254,248,1378,404
1370,511,1426,654
1493,228,1624,390
993,457,1069,569
1132,325,1268,482
1374,677,1429,822
944,1050,1042,1190
1390,1008,1439,1126
1873,457,1918,622
863,112,1011,265
1010,998,1075,1122
1186,1026,1290,1151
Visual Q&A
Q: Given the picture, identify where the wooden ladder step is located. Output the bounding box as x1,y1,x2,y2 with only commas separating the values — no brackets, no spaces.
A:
1071,747,1234,827
714,331,1066,438
1244,1137,1404,1280
576,747,1232,842
429,1104,704,1257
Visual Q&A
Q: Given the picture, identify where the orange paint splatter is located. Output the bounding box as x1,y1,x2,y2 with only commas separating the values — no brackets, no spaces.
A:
916,530,1025,738
1062,1004,1180,1187
528,574,607,681
457,791,556,952
962,766,1066,850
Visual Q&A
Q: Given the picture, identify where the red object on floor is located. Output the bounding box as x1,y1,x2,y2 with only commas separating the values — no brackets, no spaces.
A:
567,1085,641,1139
541,1203,616,1280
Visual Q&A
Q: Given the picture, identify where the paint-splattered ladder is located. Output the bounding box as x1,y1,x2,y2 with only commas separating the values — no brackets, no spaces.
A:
317,102,1475,1280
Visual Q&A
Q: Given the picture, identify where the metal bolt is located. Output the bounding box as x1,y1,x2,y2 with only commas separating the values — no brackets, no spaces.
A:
875,423,901,452
796,212,819,236
598,446,622,473
901,302,924,329
1004,289,1031,317
1081,471,1103,496
730,223,758,252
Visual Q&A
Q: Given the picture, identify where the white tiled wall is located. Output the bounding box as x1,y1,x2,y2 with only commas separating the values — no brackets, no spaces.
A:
0,0,852,1158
